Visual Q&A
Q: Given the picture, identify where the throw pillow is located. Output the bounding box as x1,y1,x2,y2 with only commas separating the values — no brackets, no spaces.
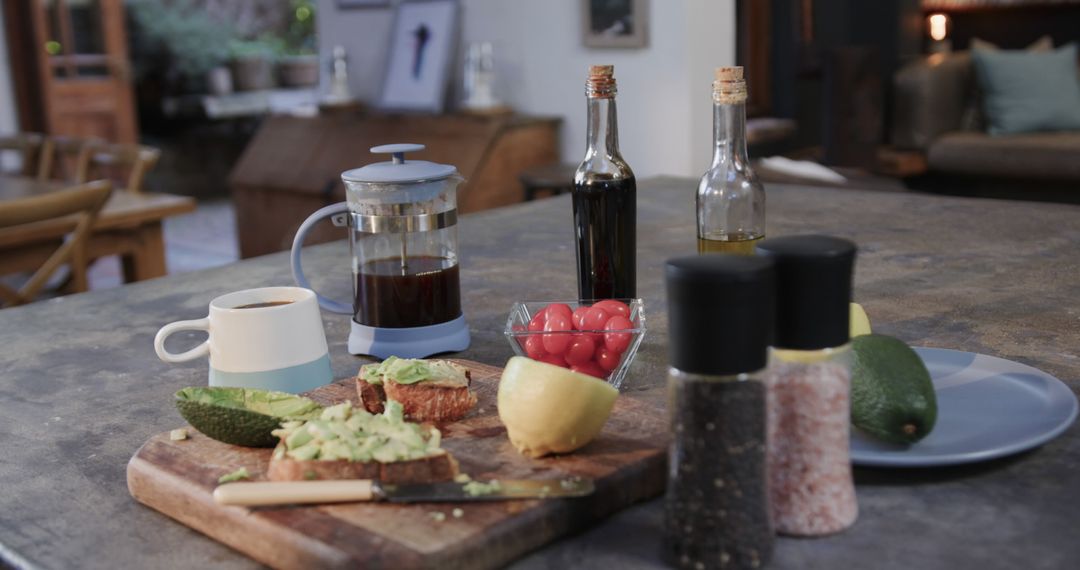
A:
972,43,1080,135
961,36,1053,131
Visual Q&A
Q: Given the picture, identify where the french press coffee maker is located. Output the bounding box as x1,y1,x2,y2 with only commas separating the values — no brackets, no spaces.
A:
291,144,470,358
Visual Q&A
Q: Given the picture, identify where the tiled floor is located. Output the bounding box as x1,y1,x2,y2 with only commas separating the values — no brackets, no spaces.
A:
88,199,239,290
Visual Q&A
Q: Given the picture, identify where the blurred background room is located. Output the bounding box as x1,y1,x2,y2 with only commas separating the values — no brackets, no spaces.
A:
1,0,1078,304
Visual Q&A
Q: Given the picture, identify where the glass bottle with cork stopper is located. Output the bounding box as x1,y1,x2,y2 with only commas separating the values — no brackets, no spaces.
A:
697,66,765,255
663,255,776,570
573,65,637,300
756,235,859,536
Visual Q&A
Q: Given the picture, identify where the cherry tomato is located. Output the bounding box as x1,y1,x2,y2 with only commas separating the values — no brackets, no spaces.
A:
580,307,611,332
542,313,573,354
593,299,631,319
524,335,547,359
595,346,621,372
545,303,573,321
571,306,591,330
528,308,547,332
539,353,568,368
564,334,596,366
603,315,634,353
571,362,607,380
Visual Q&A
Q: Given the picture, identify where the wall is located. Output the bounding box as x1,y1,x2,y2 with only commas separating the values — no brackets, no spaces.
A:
316,0,735,178
0,7,20,169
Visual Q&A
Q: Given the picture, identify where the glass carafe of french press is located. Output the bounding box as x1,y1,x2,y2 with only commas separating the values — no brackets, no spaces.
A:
291,144,470,358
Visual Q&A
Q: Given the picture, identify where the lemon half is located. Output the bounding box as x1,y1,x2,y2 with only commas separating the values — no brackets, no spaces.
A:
498,356,618,458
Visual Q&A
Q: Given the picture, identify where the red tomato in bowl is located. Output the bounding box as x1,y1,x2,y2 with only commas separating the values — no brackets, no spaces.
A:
593,299,631,319
538,353,568,368
564,334,596,366
603,315,634,353
571,362,607,380
545,303,573,321
528,308,547,332
542,313,573,354
524,335,547,359
580,307,611,331
595,346,621,372
571,306,591,330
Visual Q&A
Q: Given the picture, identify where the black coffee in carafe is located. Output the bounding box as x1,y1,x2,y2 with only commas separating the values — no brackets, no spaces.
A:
353,256,461,328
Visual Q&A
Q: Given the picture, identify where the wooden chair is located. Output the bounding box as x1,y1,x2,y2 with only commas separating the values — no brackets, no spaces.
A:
0,133,45,176
37,135,99,183
0,180,112,307
84,143,162,193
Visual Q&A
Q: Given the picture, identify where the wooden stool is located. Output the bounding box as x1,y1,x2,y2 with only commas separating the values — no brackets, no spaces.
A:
519,163,577,201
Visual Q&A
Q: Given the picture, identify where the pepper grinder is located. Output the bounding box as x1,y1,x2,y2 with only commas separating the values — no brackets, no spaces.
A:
756,235,858,536
663,255,776,570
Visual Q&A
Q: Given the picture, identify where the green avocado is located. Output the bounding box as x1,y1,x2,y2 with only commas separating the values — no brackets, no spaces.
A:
175,387,323,447
851,334,938,444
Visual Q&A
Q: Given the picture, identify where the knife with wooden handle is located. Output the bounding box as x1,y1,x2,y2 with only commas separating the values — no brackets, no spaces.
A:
213,478,594,507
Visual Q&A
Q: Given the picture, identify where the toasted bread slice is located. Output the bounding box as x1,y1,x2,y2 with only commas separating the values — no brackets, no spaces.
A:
383,381,478,423
356,378,386,414
356,359,477,422
267,447,459,484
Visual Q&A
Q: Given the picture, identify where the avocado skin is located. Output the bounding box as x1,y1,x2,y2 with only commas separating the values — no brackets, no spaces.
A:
851,334,938,444
174,387,321,448
176,399,282,447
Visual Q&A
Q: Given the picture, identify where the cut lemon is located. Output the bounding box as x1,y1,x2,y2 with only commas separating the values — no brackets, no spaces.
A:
850,302,872,338
498,356,618,458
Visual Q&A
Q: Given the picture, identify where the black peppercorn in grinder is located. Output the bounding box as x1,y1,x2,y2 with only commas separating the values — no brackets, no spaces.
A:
663,255,776,570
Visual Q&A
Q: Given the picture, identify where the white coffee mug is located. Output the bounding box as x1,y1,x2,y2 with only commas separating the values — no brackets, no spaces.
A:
154,286,332,393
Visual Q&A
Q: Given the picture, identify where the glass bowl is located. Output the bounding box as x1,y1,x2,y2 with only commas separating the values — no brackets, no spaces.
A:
504,299,646,390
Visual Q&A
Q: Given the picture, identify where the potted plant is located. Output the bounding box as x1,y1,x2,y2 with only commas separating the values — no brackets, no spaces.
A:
229,39,277,92
277,1,319,88
129,1,232,94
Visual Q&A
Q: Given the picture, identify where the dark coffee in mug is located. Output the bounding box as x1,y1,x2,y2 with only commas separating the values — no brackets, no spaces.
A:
234,301,293,310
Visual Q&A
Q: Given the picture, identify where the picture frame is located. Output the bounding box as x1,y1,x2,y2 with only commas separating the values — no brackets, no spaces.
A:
378,0,459,113
582,0,649,49
336,0,390,8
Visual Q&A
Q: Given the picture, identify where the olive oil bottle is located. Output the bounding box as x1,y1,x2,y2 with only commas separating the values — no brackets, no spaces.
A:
697,67,764,255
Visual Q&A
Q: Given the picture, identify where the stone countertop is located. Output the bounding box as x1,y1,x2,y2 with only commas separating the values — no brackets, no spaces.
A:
1,178,1078,569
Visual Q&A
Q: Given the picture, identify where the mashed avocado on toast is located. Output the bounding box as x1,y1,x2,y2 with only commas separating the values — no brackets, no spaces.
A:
358,356,469,387
356,357,478,422
271,401,443,463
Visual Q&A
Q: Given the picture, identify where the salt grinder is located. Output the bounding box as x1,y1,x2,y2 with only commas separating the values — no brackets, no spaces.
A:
663,255,776,570
756,235,858,536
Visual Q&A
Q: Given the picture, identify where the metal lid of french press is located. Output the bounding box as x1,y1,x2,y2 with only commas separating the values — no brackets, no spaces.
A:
342,144,457,184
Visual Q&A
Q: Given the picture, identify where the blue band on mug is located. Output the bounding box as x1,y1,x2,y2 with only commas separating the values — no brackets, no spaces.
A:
209,353,333,394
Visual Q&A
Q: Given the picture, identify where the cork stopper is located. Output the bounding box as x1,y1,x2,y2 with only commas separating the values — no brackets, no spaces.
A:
713,65,747,104
715,66,744,82
586,65,617,98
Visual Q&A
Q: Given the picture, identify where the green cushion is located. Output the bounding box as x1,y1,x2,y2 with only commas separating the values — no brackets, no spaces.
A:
972,44,1080,135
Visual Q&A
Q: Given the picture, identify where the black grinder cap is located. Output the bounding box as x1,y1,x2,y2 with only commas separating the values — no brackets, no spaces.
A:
755,235,856,350
665,255,775,376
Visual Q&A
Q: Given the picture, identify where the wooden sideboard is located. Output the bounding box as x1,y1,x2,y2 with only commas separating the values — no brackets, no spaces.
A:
228,113,561,258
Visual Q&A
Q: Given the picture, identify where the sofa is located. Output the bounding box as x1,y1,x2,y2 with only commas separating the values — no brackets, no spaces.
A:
892,51,1080,184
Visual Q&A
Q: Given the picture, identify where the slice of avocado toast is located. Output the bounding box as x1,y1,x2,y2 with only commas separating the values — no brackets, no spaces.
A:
851,334,938,444
175,387,323,447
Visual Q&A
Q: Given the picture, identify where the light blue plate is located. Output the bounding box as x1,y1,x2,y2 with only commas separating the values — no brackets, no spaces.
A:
850,347,1078,467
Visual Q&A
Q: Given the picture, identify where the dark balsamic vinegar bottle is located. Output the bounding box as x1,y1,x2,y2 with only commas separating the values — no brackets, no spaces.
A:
573,65,636,300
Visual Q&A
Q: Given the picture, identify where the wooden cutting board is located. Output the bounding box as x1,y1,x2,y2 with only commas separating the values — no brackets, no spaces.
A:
127,360,669,569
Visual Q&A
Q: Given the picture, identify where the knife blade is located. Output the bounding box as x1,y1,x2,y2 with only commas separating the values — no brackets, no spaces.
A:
212,477,594,507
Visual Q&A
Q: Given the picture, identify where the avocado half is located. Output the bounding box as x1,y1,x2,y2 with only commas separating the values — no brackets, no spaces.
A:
175,387,323,447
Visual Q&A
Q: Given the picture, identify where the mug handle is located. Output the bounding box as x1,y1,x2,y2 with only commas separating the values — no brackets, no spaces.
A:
154,318,211,363
291,202,353,315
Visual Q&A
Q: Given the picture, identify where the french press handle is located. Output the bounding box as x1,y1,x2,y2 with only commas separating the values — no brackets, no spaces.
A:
290,202,352,315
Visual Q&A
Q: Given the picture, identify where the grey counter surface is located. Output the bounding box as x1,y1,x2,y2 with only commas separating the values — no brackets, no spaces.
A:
1,179,1078,569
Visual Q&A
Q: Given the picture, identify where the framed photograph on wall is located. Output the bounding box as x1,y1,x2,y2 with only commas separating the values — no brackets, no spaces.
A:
378,0,459,113
337,0,390,7
582,0,649,49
